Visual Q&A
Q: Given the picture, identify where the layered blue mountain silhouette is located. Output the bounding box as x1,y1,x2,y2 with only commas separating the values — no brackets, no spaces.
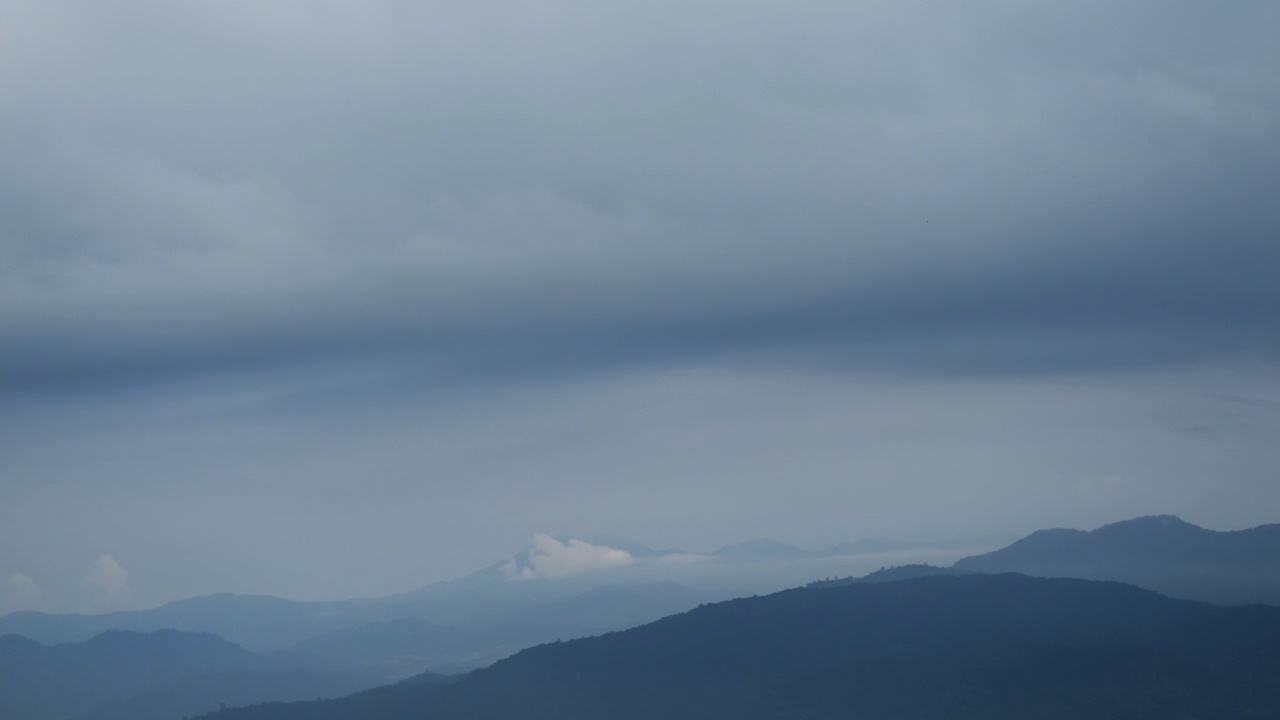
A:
4,516,1279,720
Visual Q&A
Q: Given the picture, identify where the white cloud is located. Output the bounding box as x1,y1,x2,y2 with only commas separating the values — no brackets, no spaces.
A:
5,571,41,607
503,534,634,581
84,554,131,603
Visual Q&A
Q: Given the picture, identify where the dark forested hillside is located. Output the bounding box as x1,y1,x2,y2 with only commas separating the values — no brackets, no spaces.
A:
200,574,1280,720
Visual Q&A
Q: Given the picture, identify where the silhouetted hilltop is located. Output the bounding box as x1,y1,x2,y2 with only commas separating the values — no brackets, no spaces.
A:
806,563,963,588
954,515,1280,604
199,573,1280,720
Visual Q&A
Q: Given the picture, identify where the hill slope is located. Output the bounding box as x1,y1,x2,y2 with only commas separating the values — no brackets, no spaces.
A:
200,573,1280,720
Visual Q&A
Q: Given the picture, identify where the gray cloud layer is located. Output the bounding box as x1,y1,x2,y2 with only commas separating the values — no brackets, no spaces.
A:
2,2,1279,612
3,1,1277,396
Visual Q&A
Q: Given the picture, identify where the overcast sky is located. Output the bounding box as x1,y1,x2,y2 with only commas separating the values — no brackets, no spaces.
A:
2,1,1278,614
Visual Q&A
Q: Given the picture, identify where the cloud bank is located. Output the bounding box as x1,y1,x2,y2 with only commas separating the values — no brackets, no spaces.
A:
4,572,41,608
84,555,131,604
504,535,635,581
0,1,1276,398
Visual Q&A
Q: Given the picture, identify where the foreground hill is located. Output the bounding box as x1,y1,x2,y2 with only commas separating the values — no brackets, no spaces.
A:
954,515,1280,605
202,574,1280,720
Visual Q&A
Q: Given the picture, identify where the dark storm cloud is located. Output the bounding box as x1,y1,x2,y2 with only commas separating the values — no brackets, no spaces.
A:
1,0,1278,398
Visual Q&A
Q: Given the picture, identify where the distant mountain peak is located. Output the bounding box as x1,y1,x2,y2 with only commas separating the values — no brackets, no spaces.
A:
501,534,638,582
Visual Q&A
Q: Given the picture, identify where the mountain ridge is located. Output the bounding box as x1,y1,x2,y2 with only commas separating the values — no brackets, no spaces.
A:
953,514,1280,605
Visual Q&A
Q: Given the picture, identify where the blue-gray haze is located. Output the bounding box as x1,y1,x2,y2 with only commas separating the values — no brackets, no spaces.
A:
1,1,1278,613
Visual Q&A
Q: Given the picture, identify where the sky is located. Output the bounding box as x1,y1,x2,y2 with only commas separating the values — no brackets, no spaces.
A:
2,0,1278,614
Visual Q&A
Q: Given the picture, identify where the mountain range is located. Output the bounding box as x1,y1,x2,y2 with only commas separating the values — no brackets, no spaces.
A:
0,533,935,656
953,514,1280,605
806,515,1280,606
5,515,1280,719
